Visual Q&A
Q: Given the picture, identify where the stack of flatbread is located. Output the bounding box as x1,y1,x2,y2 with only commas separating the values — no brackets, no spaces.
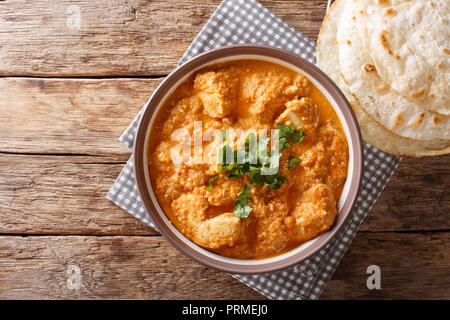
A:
317,0,450,157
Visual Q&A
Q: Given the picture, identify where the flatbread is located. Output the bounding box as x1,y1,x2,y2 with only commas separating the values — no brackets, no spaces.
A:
317,0,450,156
357,0,450,116
337,0,450,142
317,0,359,116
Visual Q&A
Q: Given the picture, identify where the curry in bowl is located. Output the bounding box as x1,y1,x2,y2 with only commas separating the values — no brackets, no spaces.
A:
148,59,349,260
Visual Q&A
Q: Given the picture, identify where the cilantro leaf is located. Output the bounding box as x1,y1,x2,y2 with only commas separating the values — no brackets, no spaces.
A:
219,125,306,218
278,137,290,151
234,201,252,218
290,126,306,144
209,175,219,184
234,185,253,218
277,123,306,147
206,175,220,191
277,123,294,139
227,163,249,179
239,184,252,199
263,172,287,190
247,166,263,186
288,156,302,170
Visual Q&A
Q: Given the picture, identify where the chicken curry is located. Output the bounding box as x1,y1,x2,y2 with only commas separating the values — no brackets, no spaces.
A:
148,60,348,259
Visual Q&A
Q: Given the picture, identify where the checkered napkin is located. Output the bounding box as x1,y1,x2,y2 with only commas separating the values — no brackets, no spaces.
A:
107,0,402,300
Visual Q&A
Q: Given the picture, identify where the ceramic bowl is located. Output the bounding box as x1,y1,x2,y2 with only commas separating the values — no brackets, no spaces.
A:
133,45,363,274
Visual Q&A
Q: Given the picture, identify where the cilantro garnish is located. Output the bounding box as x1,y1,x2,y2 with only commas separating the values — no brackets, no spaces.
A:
277,123,295,138
234,185,253,218
277,123,306,150
290,128,306,144
209,175,219,184
288,156,302,170
206,175,220,191
217,123,305,218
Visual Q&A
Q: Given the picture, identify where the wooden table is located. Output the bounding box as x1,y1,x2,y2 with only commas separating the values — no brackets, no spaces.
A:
0,0,448,300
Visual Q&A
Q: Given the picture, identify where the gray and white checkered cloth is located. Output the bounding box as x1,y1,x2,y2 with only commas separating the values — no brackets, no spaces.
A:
107,0,401,300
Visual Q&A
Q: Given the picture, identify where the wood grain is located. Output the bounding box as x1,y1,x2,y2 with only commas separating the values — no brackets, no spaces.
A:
361,155,449,232
0,78,161,156
0,75,448,299
0,235,263,299
0,0,326,77
0,232,447,299
0,77,448,232
321,232,450,299
0,153,448,235
0,154,156,236
0,0,448,300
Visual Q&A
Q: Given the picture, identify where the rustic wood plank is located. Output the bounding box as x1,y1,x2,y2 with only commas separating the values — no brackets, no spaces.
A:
0,232,447,299
361,155,450,232
0,154,157,235
1,0,446,301
0,78,161,156
0,235,264,299
321,231,450,299
0,153,448,235
0,0,326,77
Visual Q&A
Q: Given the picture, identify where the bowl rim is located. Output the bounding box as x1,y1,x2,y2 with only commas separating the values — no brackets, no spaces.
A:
133,44,364,274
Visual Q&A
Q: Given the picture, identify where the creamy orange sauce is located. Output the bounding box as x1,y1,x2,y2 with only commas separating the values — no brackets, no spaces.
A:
148,60,349,259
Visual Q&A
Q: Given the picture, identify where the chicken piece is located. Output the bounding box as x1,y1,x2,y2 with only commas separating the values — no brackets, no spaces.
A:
174,165,211,190
317,122,349,187
289,74,312,97
242,72,291,116
276,98,319,136
170,188,208,236
193,212,242,249
161,95,202,137
206,178,244,206
287,183,338,242
171,188,243,249
194,70,238,118
153,163,207,203
250,196,290,257
242,72,312,116
152,141,173,164
154,174,183,202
